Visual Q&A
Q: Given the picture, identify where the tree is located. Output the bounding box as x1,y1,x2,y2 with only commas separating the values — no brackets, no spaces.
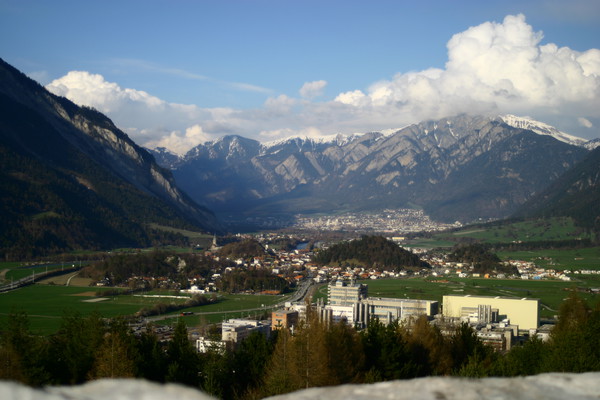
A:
361,319,414,381
325,320,364,384
47,311,105,384
405,315,452,376
229,331,273,398
88,318,138,379
262,328,299,396
449,322,486,373
0,311,50,385
545,293,600,372
497,337,547,376
136,325,167,381
166,318,200,386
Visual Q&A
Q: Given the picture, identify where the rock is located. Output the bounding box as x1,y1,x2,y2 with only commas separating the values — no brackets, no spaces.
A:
0,379,215,400
266,373,600,400
1,373,599,400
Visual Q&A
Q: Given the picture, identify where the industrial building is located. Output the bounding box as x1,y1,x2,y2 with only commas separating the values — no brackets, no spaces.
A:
323,281,438,327
328,280,368,305
442,295,540,331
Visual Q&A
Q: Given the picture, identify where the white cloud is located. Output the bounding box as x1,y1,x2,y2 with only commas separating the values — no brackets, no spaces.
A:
46,71,220,154
578,117,593,128
144,124,213,155
46,14,600,154
299,80,327,99
332,14,600,134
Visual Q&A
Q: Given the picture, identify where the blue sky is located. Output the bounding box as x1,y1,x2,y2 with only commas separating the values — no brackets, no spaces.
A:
2,0,599,154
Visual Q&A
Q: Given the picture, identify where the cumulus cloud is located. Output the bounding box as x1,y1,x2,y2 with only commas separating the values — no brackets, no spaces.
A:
46,71,222,154
144,125,212,155
299,80,327,99
46,14,600,154
334,14,600,127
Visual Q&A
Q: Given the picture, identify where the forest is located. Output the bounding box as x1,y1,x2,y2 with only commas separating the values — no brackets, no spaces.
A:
1,293,598,399
313,235,430,271
447,243,519,275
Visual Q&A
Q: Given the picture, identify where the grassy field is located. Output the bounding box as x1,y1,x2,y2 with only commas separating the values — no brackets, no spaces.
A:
315,277,599,320
497,247,600,271
3,264,77,281
0,283,288,335
151,293,286,327
407,217,591,249
451,218,584,243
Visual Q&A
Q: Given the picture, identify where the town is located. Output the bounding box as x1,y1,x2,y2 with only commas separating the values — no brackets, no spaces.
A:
83,233,597,356
292,209,462,233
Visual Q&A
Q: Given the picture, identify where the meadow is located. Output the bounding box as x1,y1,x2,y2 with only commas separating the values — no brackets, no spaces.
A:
497,247,600,271
0,283,288,335
442,217,589,244
406,217,593,249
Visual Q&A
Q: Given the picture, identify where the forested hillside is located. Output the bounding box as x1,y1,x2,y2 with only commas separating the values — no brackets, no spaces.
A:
0,59,220,260
313,235,430,271
514,146,600,240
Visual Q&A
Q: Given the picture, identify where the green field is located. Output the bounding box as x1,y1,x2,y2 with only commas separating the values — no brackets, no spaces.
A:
497,247,600,271
3,264,76,281
316,277,599,320
0,284,288,335
407,217,592,249
151,293,286,327
445,217,589,244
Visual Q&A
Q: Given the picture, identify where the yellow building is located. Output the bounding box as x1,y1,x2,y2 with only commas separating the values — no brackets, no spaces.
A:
442,295,539,331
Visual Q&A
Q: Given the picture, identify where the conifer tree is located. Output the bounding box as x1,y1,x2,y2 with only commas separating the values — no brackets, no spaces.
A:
166,318,200,386
262,328,299,396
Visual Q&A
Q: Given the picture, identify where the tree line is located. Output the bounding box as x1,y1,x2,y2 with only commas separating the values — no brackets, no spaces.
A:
1,293,598,399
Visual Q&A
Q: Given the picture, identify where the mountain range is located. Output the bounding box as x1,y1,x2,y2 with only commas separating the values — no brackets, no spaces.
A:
0,58,220,258
151,114,592,225
1,57,598,259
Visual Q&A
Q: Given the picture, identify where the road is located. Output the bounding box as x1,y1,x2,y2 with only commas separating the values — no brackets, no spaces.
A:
145,279,315,323
0,266,81,293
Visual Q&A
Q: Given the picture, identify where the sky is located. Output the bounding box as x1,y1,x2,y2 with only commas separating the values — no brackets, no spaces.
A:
1,0,599,155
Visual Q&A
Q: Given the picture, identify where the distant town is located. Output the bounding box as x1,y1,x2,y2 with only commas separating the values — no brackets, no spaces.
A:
222,208,463,232
293,209,462,233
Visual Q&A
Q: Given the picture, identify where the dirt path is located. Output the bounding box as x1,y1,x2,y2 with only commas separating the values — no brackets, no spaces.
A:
0,269,9,281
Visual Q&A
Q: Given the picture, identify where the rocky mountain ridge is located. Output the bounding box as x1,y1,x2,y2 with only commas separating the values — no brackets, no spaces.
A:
150,114,590,224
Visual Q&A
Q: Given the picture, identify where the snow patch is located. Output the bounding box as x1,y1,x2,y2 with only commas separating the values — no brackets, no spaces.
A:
500,115,589,147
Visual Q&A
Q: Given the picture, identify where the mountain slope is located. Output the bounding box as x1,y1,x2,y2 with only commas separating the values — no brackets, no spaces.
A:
513,146,600,236
0,58,221,259
156,115,589,224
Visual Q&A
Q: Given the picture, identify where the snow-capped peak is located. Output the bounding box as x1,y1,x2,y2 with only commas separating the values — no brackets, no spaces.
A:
499,115,588,147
